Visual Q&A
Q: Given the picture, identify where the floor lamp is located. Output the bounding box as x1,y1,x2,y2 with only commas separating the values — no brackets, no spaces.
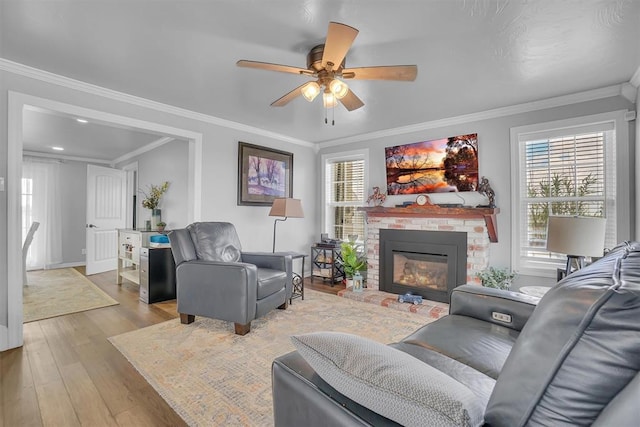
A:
546,215,606,278
269,198,304,252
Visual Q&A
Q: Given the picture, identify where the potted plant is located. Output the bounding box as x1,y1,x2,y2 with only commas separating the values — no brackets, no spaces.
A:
156,221,166,232
340,240,367,292
476,267,516,290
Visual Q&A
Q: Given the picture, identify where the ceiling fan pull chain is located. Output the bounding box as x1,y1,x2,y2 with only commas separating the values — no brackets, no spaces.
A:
332,104,335,126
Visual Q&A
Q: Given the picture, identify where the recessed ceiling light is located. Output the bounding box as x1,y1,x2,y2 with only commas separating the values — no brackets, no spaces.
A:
52,146,64,151
76,118,88,124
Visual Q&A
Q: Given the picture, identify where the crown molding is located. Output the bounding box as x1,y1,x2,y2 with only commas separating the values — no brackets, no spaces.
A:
630,64,640,88
23,150,111,164
112,136,174,166
0,58,314,148
317,84,625,148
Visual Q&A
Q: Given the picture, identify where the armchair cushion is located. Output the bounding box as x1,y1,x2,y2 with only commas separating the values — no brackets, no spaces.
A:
292,332,484,427
400,315,520,380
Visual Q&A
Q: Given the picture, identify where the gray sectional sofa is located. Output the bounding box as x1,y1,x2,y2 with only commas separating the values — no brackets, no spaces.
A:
272,241,640,426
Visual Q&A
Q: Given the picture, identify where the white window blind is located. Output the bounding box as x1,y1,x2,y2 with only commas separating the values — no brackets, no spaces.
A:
325,159,366,240
515,122,616,272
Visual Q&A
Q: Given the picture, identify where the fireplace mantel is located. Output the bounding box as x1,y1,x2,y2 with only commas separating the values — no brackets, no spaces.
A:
358,205,500,242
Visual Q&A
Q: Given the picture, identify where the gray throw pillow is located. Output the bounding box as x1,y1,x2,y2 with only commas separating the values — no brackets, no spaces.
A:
291,332,484,427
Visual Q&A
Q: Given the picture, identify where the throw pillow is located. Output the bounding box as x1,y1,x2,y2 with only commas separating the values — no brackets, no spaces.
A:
291,332,484,427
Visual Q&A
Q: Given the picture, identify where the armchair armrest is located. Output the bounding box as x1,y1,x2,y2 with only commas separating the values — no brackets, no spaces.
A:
241,252,292,271
450,284,540,331
175,260,259,324
242,252,293,297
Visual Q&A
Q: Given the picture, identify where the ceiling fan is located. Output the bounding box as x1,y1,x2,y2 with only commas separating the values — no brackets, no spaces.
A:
237,22,417,115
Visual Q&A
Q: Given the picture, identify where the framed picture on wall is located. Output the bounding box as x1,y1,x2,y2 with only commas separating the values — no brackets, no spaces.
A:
237,142,293,206
385,133,478,195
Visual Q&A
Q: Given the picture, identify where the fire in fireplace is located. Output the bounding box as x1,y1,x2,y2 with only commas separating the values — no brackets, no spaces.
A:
380,229,467,303
393,252,448,291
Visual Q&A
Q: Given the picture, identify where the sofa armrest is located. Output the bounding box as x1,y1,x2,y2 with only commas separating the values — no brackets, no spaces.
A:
175,260,258,324
450,284,540,331
273,351,396,426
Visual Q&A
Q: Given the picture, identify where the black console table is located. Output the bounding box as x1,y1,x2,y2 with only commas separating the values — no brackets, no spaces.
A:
139,247,176,304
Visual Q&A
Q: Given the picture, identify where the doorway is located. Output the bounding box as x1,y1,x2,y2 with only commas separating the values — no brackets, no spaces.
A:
4,91,204,351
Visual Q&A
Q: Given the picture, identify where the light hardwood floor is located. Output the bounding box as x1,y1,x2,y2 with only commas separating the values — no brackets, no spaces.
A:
1,270,340,426
0,268,186,427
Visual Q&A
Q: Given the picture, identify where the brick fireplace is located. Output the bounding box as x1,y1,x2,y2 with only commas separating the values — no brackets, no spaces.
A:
360,206,499,302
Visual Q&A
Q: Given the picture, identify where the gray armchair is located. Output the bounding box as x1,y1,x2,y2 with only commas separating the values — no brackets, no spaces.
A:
169,222,292,335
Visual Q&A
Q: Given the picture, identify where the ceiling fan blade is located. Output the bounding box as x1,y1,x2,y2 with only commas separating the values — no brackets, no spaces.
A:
339,89,364,111
322,22,359,71
237,60,313,76
271,83,307,107
342,65,418,81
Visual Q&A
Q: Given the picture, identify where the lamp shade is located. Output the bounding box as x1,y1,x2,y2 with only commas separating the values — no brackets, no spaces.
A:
269,198,304,218
546,216,606,257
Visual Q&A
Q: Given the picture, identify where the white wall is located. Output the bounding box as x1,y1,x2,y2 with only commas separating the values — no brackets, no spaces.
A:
0,68,317,348
318,95,636,286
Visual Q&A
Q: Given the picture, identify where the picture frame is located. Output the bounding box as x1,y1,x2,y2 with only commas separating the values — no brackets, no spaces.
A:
237,142,293,206
385,133,478,195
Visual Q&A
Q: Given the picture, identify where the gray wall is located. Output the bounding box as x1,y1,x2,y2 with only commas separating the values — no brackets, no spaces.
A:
637,85,640,237
117,139,190,230
318,95,636,286
58,160,87,265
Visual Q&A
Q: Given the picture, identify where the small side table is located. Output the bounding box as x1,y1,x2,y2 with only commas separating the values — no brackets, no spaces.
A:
278,252,307,303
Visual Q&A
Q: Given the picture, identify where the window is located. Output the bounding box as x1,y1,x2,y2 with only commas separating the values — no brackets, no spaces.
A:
323,151,368,241
512,117,618,275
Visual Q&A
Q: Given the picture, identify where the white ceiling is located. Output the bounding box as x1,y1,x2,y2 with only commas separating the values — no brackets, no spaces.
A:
2,0,639,152
22,107,171,162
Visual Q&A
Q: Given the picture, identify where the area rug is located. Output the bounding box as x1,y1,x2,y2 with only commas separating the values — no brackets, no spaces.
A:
23,268,119,323
110,289,436,426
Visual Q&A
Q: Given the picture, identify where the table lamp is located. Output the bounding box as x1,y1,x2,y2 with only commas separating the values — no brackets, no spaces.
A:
546,215,606,277
269,198,304,252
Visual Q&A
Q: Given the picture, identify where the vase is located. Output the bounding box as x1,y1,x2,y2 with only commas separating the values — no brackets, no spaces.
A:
151,208,162,230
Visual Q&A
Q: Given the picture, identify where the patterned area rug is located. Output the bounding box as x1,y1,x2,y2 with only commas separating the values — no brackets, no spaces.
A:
23,268,119,323
110,289,437,426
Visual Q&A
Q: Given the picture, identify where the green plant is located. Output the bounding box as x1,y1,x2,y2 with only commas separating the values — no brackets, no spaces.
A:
140,181,170,210
527,172,601,243
476,267,516,290
340,241,366,279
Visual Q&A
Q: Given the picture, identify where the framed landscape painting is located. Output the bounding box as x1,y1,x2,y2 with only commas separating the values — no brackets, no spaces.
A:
237,142,293,206
385,133,478,195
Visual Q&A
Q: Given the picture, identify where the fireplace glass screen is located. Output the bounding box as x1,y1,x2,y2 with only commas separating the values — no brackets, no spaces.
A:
393,251,448,291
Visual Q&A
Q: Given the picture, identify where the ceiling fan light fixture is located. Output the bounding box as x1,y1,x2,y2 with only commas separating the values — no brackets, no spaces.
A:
329,78,349,99
323,90,337,108
301,81,320,102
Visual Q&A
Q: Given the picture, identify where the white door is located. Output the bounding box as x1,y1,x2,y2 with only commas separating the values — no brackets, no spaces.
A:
86,164,127,275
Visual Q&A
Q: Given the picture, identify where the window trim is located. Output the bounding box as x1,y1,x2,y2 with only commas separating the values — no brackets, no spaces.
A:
321,149,370,241
510,110,630,278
